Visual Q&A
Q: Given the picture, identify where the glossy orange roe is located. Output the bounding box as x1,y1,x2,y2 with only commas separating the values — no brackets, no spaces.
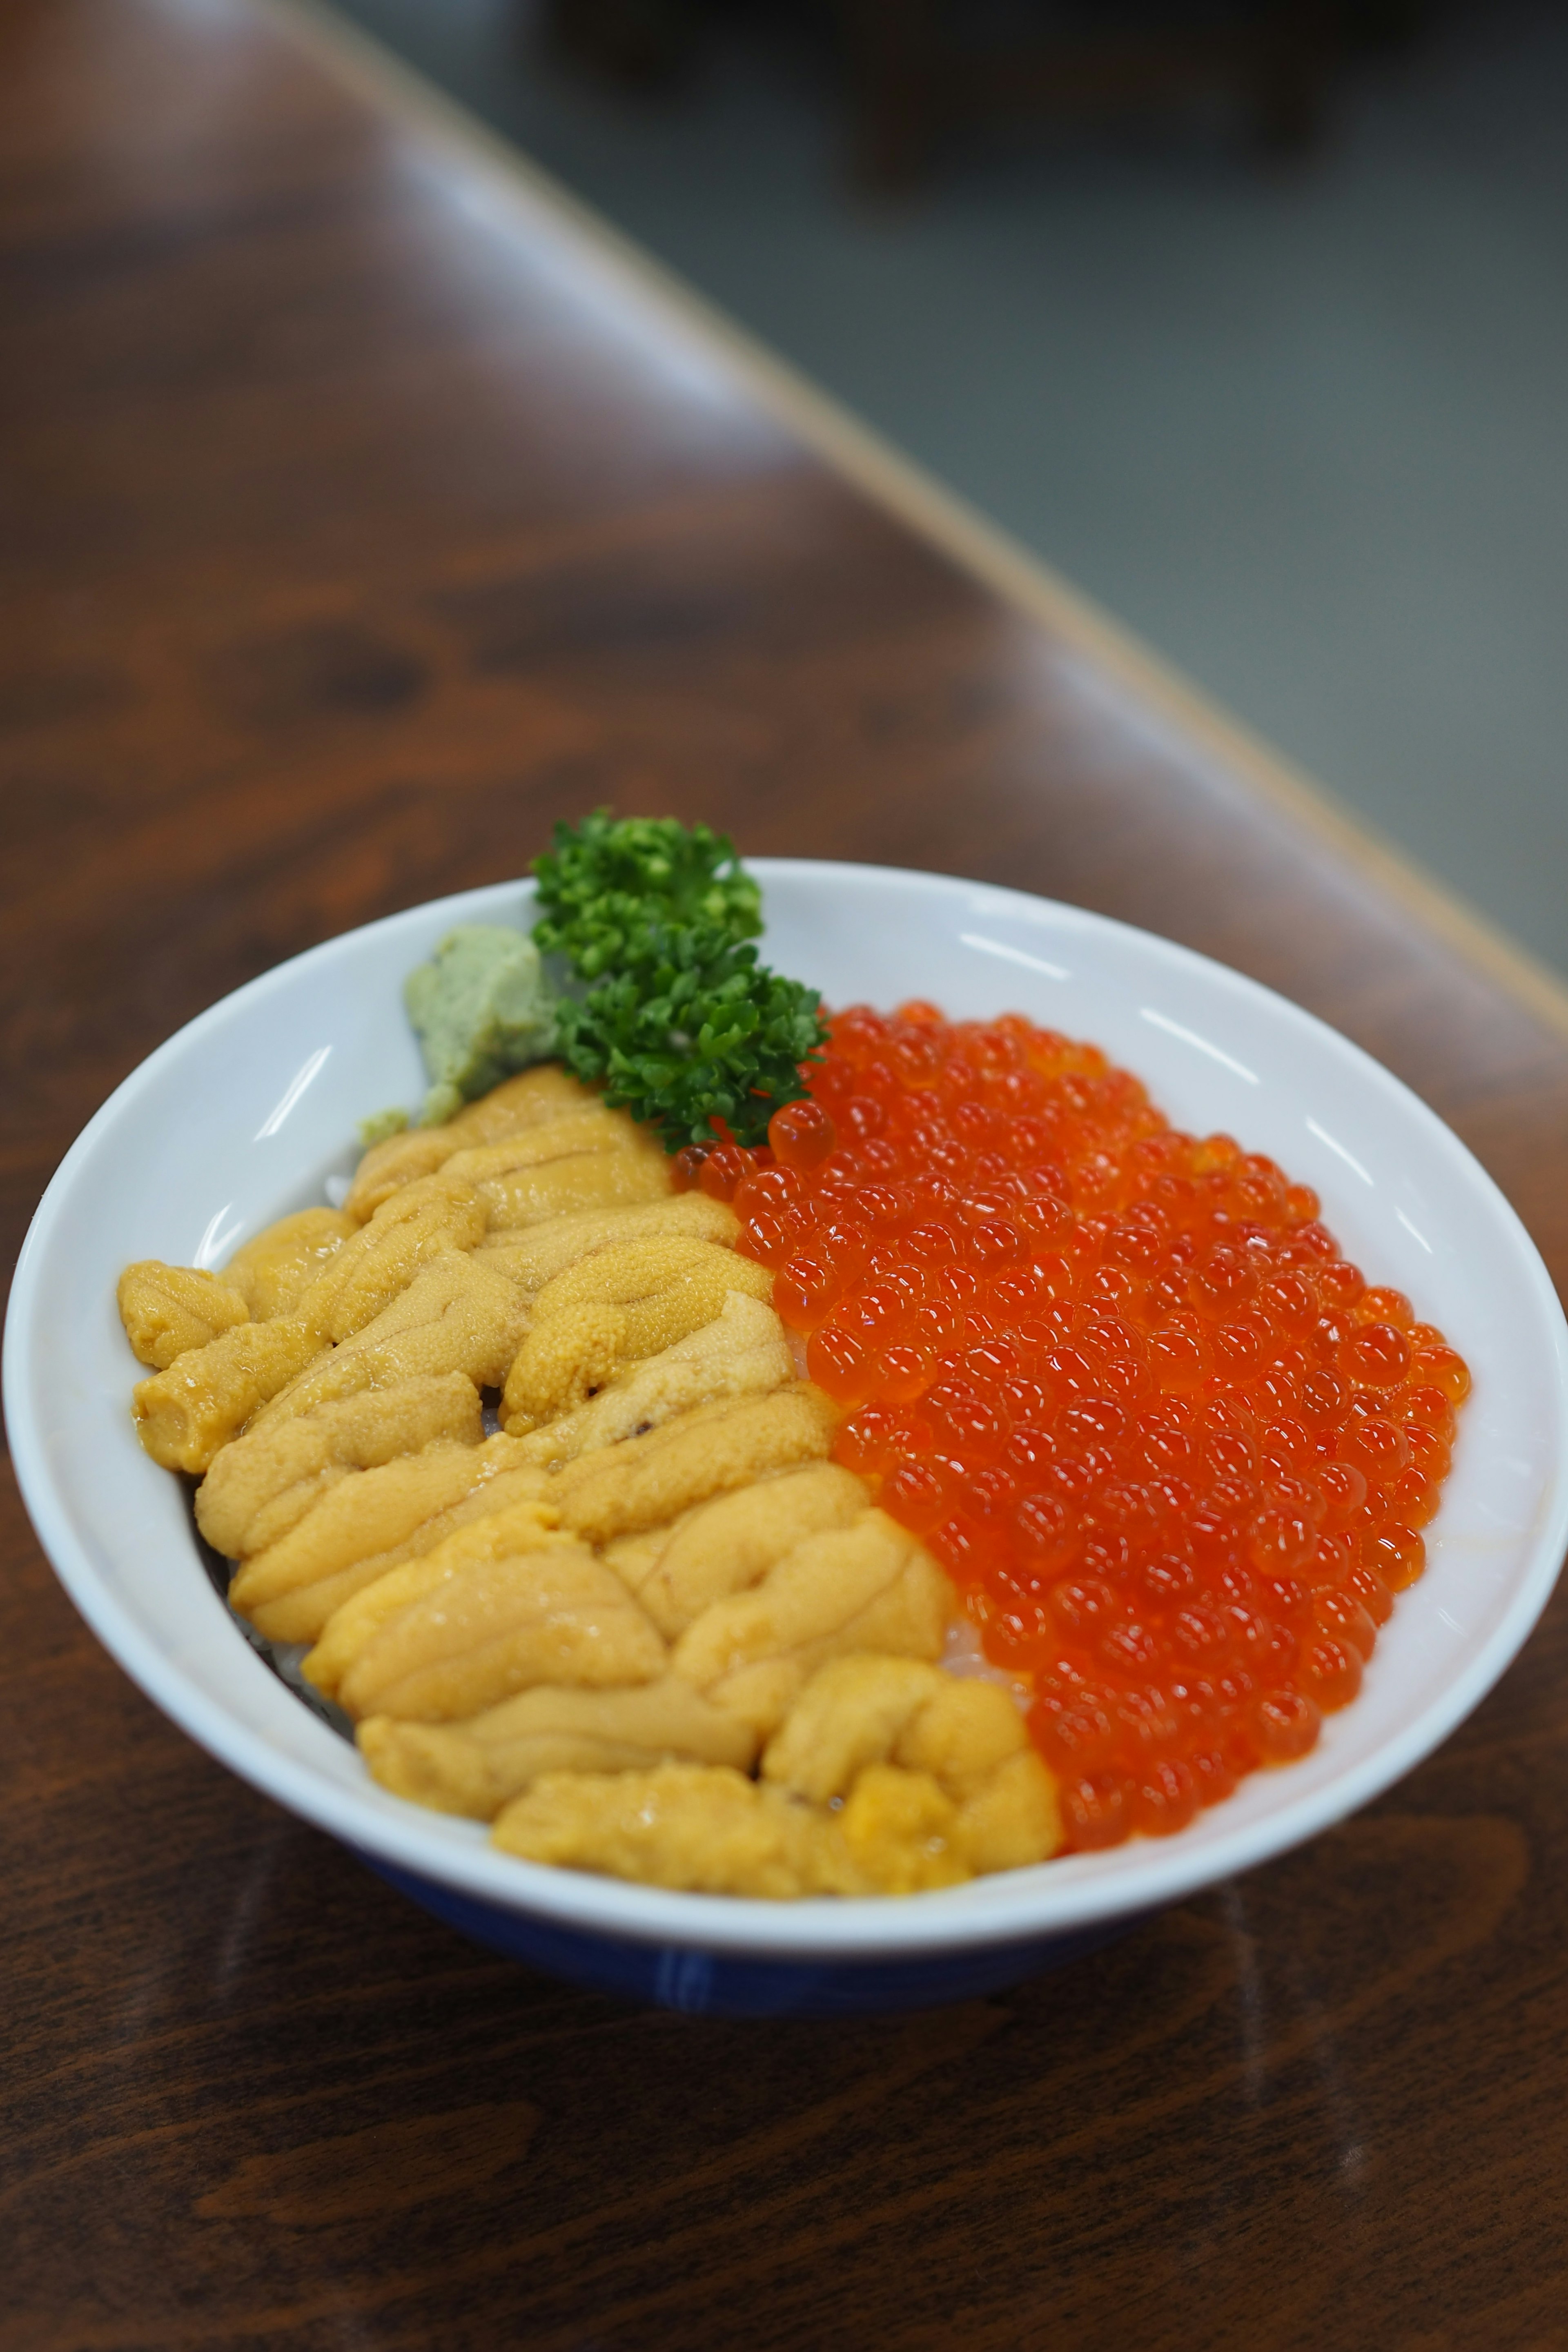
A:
712,1000,1471,1855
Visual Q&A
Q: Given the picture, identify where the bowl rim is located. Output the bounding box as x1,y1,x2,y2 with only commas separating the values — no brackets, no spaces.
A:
8,858,1568,1961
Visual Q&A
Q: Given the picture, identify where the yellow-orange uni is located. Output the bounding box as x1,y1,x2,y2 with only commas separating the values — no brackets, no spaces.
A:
679,1002,1471,1855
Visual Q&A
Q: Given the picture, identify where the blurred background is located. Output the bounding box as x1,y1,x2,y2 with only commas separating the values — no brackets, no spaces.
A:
321,0,1568,973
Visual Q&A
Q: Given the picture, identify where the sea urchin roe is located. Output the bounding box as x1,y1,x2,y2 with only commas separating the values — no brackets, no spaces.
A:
738,1004,1470,1854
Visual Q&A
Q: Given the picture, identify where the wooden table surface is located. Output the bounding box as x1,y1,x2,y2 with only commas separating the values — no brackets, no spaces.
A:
6,3,1568,2345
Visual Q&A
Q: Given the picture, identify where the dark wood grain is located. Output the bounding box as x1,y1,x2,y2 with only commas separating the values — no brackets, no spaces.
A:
5,4,1568,2346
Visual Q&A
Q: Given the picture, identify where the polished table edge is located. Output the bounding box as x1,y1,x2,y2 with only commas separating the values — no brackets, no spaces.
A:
262,0,1568,1053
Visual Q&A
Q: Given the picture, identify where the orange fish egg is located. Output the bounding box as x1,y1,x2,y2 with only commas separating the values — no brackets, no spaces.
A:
744,1004,1471,1853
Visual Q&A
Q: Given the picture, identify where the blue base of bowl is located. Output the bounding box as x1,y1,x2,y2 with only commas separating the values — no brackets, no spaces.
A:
365,1858,1136,2017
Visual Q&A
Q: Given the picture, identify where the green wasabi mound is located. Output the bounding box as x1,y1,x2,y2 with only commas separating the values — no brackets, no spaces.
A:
356,1105,411,1149
403,924,561,1126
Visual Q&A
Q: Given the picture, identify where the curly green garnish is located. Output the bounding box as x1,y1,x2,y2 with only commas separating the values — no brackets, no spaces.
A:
533,812,762,977
533,815,826,1151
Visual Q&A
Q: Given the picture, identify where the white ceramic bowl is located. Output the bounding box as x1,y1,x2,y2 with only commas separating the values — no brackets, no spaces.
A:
9,862,1567,2015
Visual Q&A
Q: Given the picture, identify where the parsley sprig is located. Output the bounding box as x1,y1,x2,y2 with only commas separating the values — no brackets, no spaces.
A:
532,815,826,1151
532,813,762,974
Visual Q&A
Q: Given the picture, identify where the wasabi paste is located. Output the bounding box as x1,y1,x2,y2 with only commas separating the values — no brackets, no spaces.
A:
403,924,561,1126
356,1105,411,1148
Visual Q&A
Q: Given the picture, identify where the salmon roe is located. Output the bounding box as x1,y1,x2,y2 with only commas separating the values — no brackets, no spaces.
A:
730,1002,1471,1854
